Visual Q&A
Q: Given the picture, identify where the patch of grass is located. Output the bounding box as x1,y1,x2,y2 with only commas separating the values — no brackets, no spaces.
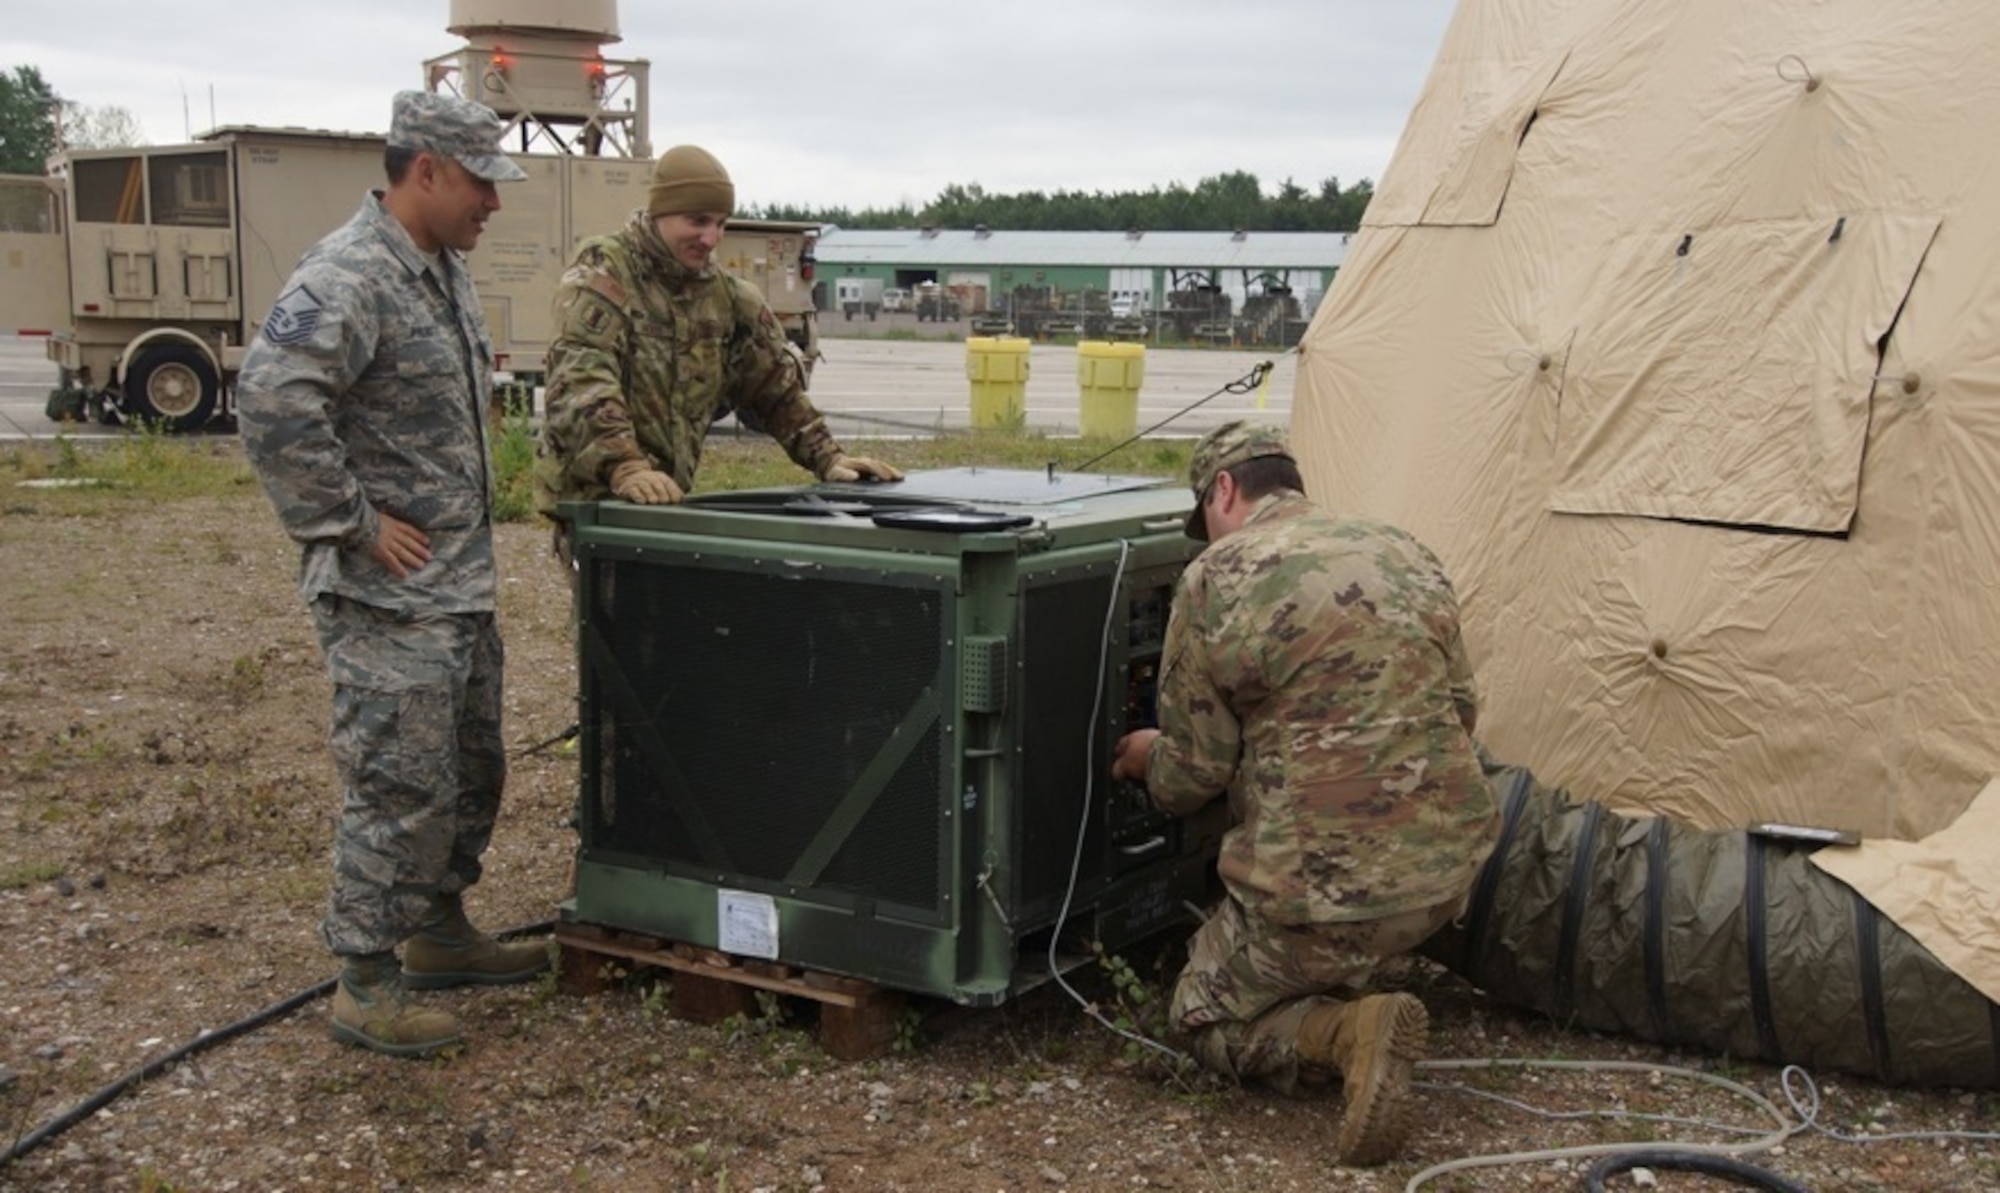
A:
149,771,325,873
638,975,672,1024
690,430,1190,495
822,326,966,344
1091,941,1191,1075
892,1005,924,1055
134,1166,188,1192
1,419,1190,515
223,653,267,704
491,408,538,524
261,862,325,907
0,429,255,506
0,860,66,890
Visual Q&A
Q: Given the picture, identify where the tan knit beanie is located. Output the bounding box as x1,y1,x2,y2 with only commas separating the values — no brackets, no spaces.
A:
647,145,735,218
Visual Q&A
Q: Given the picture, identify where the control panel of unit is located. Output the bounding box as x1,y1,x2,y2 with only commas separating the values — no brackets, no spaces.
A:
1109,581,1180,872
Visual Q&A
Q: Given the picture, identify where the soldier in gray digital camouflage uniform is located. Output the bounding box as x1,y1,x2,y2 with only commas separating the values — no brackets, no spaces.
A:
1111,421,1498,1166
534,143,900,552
238,91,550,1059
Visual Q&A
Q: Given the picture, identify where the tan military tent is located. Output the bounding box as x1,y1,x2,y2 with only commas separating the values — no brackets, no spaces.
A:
1295,2,2000,1002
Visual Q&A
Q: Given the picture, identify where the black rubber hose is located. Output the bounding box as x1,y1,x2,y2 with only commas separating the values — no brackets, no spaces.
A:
2,918,554,1167
1584,1149,1814,1192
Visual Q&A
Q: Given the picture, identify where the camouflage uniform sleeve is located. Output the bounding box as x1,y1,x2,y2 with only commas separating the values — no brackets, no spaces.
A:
1443,613,1479,736
1415,536,1479,735
1145,563,1241,816
236,267,382,551
539,257,652,502
723,277,843,477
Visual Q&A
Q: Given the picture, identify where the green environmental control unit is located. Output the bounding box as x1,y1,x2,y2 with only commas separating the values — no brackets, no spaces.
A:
561,467,1228,1005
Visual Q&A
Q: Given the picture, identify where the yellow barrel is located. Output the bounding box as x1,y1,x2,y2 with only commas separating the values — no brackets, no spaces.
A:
1076,340,1145,439
966,336,1032,429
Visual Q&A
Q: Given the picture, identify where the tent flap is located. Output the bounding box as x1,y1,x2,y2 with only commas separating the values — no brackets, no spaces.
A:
1551,214,1940,533
1418,52,1574,228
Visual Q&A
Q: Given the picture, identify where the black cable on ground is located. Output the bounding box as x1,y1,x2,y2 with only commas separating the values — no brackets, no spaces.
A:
1584,1149,1814,1192
2,918,554,1167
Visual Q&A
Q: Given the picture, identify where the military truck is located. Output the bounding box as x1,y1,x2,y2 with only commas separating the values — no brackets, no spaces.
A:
0,174,63,338
913,280,962,322
834,276,883,321
4,0,823,432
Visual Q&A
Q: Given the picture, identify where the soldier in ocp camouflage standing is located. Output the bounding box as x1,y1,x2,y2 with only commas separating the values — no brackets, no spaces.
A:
237,91,550,1059
533,143,901,561
1110,421,1499,1166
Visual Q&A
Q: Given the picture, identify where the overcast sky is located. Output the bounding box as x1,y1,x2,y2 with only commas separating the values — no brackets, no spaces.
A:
15,0,1459,212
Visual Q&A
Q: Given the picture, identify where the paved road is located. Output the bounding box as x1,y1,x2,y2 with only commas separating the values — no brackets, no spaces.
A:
0,334,1295,443
0,336,105,440
808,337,1293,441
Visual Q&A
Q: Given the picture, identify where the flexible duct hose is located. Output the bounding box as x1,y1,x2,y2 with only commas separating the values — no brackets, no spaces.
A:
1424,763,2000,1089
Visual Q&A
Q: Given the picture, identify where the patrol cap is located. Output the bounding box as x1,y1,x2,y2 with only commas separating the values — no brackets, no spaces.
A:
387,90,528,183
1184,420,1294,540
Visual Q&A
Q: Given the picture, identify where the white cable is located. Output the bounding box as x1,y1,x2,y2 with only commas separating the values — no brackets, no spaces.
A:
1404,1058,1796,1191
1044,540,1194,1069
1412,1078,1781,1138
1406,1057,2000,1190
1023,544,2000,1171
1779,1064,2000,1146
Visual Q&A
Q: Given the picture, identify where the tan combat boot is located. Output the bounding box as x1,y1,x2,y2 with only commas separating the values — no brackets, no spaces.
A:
402,894,551,990
331,953,464,1058
1297,993,1429,1167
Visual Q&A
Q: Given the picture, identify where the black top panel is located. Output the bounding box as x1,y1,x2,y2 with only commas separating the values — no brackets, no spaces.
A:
818,467,1168,507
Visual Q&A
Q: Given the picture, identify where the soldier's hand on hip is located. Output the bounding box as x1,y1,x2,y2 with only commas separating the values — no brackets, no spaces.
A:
609,462,685,505
820,454,905,484
370,511,433,579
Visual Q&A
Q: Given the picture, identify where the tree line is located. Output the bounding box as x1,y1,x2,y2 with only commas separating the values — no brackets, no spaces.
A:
6,60,1373,234
0,65,145,173
747,171,1373,233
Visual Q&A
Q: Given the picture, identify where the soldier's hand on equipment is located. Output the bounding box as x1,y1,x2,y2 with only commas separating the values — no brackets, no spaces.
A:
370,510,433,579
1110,728,1161,783
821,454,905,484
609,463,685,505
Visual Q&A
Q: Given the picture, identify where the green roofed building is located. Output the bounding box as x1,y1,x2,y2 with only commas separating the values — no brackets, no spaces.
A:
811,226,1352,345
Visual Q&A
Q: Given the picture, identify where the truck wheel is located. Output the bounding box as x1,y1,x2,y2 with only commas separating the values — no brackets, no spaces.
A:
123,344,219,433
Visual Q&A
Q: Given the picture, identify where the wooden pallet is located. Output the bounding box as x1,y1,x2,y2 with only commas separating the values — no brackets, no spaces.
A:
553,920,906,1061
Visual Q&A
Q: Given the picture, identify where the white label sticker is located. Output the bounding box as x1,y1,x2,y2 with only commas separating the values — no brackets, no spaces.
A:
717,890,779,959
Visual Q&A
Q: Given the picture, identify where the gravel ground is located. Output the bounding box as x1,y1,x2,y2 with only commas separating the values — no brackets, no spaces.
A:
4,447,2000,1191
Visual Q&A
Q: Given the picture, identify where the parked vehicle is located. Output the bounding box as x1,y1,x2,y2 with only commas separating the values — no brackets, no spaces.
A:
879,287,912,313
3,0,824,432
1109,292,1151,319
968,310,1014,336
914,281,962,322
836,277,884,321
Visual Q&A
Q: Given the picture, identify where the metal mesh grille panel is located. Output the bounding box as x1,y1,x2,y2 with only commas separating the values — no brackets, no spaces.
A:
961,634,1008,713
1016,575,1116,915
584,554,947,913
